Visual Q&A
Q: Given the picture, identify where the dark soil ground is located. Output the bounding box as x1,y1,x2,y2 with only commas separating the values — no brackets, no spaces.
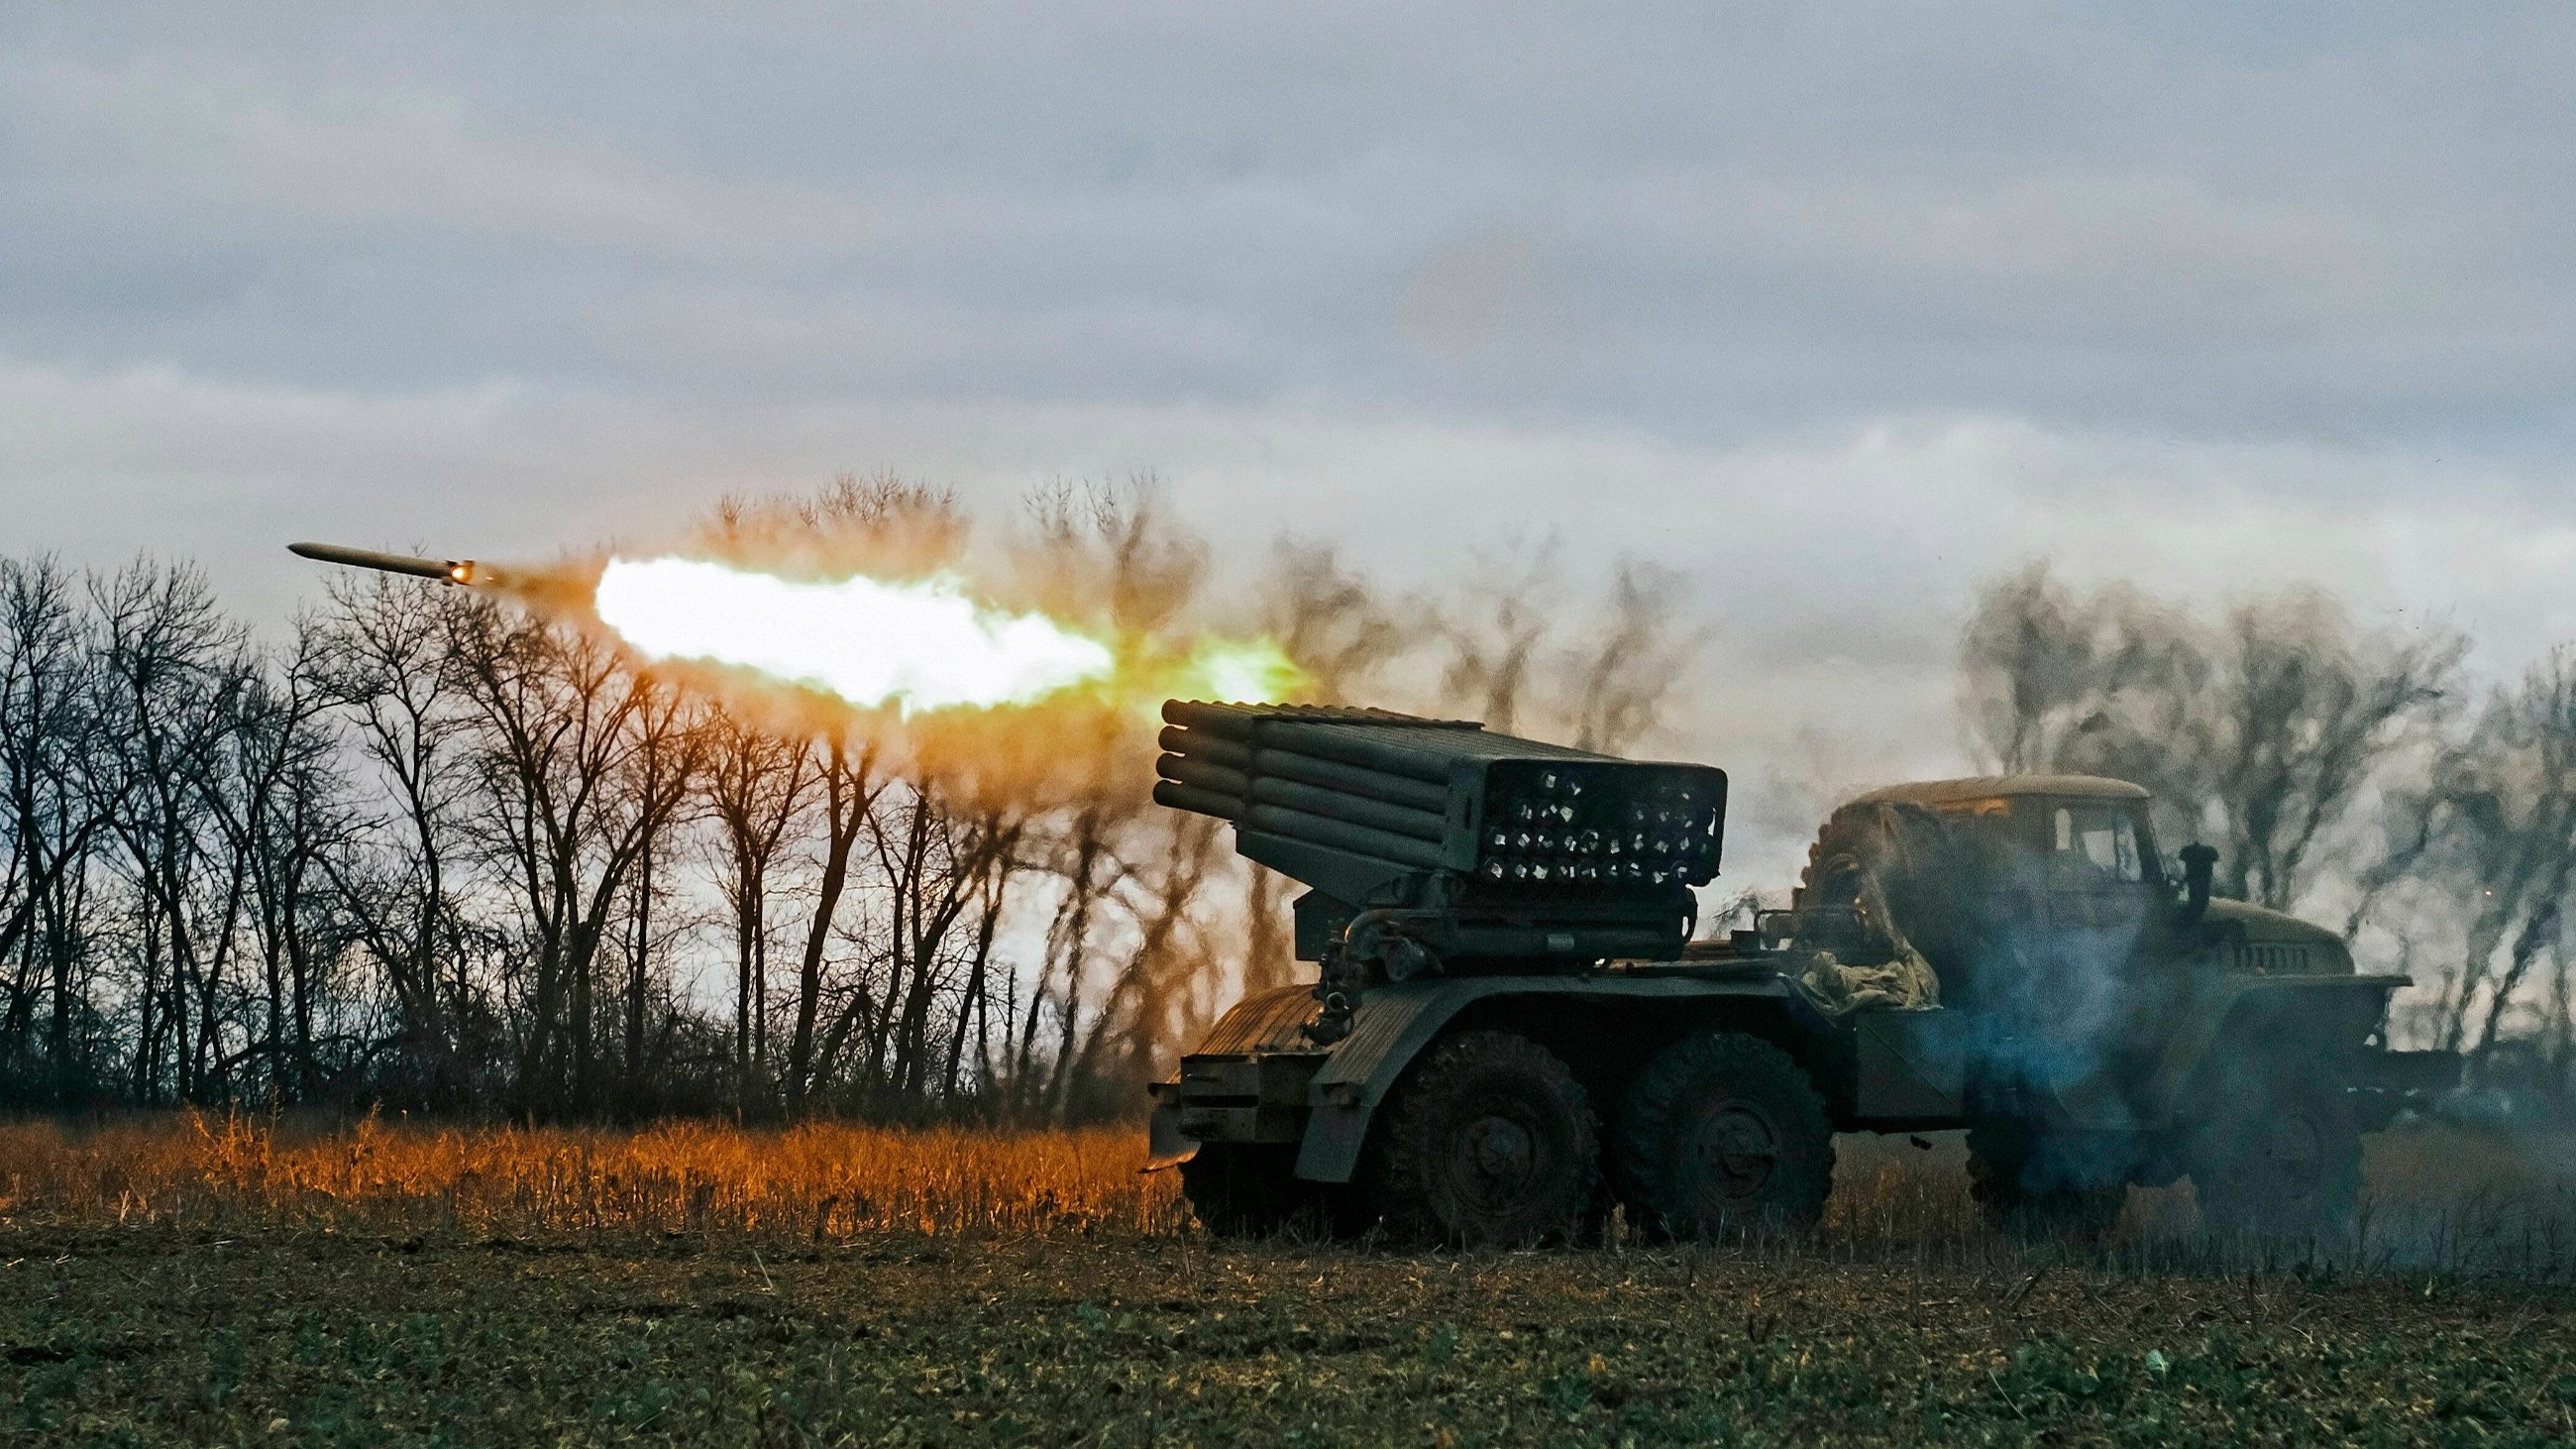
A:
9,1123,2576,1446
6,1219,2576,1447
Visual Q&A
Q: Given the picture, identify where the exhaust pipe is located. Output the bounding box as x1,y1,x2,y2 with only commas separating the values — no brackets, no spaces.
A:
2178,842,2217,929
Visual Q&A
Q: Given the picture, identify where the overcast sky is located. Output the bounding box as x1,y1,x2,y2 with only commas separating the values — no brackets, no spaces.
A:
6,2,2574,876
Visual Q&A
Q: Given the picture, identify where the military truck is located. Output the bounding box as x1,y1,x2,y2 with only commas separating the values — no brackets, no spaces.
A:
1145,701,2457,1246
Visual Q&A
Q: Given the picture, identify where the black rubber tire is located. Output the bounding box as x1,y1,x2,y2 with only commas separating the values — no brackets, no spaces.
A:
1179,1145,1310,1238
1966,1123,2128,1242
2188,1076,2362,1240
1614,1033,1835,1239
1370,1030,1599,1249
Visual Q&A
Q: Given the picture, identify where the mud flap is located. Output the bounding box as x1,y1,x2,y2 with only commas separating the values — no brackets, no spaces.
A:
1295,1100,1367,1182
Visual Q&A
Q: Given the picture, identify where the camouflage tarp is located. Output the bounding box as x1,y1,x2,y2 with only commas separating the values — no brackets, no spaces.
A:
1792,802,1946,1014
1793,940,1941,1014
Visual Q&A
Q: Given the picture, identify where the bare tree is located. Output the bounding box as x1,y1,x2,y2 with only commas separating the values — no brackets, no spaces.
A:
783,728,884,1111
1961,564,2209,793
694,472,971,1114
614,682,706,1112
854,776,1021,1106
698,706,810,1113
1009,482,1228,1113
87,560,260,1102
313,574,477,1103
203,621,347,1102
1017,790,1122,1114
1961,564,2459,914
0,557,107,1102
446,603,701,1117
2213,593,2461,909
1437,539,1557,733
1561,560,1696,755
1261,540,1416,708
1065,810,1228,1112
2415,651,2576,1056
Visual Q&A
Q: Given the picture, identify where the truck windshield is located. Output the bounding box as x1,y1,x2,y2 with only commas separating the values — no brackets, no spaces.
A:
2051,804,2142,885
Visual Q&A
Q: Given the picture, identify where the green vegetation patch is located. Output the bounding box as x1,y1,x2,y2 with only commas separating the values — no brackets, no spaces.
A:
4,1227,2573,1446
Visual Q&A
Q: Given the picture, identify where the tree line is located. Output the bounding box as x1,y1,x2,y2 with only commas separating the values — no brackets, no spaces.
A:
0,477,1686,1120
16,480,2575,1122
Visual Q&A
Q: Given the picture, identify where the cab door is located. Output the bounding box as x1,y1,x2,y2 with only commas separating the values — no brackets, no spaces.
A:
2031,799,2159,1098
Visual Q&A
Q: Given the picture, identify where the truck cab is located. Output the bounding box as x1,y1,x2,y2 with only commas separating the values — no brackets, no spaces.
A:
1773,777,2436,1225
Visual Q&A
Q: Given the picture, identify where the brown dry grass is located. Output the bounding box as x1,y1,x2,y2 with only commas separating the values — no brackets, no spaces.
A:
8,1112,2576,1277
0,1116,2006,1259
0,1112,1187,1241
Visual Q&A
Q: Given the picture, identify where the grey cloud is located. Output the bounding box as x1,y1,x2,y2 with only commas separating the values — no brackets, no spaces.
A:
9,57,874,259
1400,233,1539,357
207,93,877,259
8,3,2574,437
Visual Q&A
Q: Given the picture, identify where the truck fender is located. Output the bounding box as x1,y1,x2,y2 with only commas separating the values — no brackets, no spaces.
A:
2136,973,2411,1125
1291,973,1790,1183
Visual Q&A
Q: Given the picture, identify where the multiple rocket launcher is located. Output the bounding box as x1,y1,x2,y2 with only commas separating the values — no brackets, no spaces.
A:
1153,699,1727,967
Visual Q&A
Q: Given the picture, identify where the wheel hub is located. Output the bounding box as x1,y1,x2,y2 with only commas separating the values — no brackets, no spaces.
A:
2259,1114,2324,1204
1688,1101,1780,1199
1452,1113,1537,1205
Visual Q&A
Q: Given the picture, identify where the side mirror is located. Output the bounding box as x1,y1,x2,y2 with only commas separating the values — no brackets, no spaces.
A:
2178,842,2217,928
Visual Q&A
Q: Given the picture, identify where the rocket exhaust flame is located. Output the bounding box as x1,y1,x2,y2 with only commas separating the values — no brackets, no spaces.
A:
594,556,1116,715
292,539,1307,715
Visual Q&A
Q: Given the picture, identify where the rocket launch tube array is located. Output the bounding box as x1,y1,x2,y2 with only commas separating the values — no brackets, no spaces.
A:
1153,700,1465,873
1154,697,1728,912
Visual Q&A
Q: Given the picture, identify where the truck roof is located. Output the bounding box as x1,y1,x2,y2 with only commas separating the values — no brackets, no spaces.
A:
1843,774,2150,808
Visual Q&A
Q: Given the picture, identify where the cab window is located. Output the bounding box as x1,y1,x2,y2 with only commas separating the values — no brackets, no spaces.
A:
2051,804,2142,885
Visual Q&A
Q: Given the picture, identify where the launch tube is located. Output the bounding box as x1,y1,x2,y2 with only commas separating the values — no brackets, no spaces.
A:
1150,781,1242,822
1154,754,1253,798
1250,749,1449,813
1240,803,1448,870
1259,721,1460,784
1248,776,1446,842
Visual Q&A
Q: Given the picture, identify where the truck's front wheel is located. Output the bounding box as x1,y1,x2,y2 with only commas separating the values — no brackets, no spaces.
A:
2188,1076,2361,1240
1371,1030,1599,1248
1615,1033,1835,1238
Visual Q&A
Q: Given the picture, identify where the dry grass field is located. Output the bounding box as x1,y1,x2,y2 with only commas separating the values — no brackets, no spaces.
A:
0,1113,1187,1242
5,1114,2576,1445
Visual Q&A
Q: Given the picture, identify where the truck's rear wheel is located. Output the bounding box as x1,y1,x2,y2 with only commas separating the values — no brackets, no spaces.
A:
2189,1077,2361,1240
1966,1124,2129,1242
1371,1030,1598,1248
1615,1032,1834,1238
